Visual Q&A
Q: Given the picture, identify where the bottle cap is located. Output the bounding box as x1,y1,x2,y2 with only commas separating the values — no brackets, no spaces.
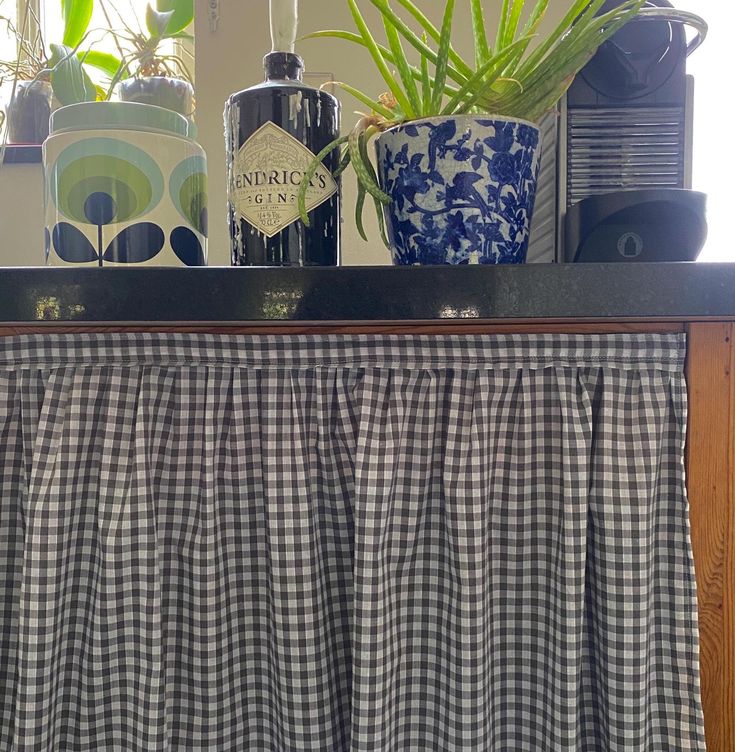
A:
263,51,304,81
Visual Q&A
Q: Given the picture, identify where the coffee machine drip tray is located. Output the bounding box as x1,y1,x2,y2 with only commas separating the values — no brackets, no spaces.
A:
564,188,707,263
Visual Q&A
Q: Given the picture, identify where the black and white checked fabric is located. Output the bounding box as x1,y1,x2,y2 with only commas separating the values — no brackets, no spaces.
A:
0,333,705,751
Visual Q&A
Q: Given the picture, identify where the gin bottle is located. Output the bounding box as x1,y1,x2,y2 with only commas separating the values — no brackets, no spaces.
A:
225,0,341,266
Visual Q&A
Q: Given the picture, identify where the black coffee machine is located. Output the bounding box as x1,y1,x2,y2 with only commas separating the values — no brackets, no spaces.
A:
527,1,708,263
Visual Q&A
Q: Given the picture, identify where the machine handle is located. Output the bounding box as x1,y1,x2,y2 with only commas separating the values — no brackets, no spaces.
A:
634,8,708,57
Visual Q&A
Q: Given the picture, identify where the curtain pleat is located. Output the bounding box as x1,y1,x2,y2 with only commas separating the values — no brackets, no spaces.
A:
0,334,705,751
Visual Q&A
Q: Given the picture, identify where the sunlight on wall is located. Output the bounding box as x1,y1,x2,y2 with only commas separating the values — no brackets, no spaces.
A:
677,0,732,261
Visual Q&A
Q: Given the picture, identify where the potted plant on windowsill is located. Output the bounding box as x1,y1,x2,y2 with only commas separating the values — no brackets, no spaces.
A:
102,0,195,117
0,39,54,143
0,0,100,144
298,0,705,265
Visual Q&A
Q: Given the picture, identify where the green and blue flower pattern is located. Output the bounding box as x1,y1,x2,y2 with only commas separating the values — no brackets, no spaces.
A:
48,138,207,266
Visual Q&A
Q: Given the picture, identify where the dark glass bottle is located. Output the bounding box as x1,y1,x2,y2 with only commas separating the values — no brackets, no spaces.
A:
225,52,341,266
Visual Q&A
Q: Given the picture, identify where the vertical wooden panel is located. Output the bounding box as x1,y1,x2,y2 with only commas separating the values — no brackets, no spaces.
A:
686,323,735,751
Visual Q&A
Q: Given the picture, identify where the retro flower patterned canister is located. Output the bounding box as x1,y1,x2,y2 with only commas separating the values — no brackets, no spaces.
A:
43,102,207,267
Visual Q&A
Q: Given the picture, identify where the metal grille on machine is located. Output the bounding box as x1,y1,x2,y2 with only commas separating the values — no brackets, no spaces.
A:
566,106,686,207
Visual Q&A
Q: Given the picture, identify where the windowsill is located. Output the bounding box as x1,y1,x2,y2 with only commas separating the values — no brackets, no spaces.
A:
1,145,43,165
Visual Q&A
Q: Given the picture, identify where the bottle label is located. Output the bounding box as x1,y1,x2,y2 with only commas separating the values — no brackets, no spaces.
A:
230,121,337,238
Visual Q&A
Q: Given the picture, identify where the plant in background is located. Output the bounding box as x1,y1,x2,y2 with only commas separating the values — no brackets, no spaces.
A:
297,0,654,244
0,5,49,86
0,0,104,143
0,0,120,104
102,0,195,114
1,0,96,90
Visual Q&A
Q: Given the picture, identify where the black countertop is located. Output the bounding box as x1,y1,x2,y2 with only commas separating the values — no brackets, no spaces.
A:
0,263,733,324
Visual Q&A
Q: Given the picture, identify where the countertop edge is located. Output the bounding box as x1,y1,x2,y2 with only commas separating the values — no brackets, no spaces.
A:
0,263,733,323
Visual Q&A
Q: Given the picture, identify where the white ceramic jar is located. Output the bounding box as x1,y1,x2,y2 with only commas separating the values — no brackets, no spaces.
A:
43,102,207,267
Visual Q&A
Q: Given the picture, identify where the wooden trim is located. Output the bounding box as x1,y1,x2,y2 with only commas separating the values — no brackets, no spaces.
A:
0,322,687,336
686,323,735,751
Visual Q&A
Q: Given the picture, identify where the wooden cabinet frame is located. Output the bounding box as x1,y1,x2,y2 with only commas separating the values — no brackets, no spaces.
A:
0,320,731,750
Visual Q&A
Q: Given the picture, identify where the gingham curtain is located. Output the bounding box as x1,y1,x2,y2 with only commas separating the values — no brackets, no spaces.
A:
0,333,705,752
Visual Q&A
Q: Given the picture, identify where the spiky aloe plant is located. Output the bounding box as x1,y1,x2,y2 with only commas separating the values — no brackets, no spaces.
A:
297,0,654,245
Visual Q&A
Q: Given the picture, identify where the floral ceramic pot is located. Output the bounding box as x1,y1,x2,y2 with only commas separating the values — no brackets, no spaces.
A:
43,102,207,267
375,115,541,265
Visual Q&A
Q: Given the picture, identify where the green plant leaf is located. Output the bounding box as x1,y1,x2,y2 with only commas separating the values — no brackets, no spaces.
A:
471,0,491,69
383,7,420,118
104,53,137,101
333,146,352,179
62,0,93,48
387,0,472,78
346,0,414,119
49,43,97,105
420,32,431,116
514,0,608,81
501,0,645,120
364,1,470,85
500,0,548,74
348,120,390,205
358,133,390,248
304,30,464,101
520,0,550,40
80,50,125,78
500,0,525,48
146,4,175,39
333,81,396,119
494,0,511,53
523,0,643,90
431,0,455,113
156,0,194,36
355,179,368,242
441,36,532,115
297,135,349,226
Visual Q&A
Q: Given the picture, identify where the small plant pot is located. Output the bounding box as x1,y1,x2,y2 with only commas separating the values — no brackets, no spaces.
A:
375,115,542,265
119,77,194,117
7,80,54,145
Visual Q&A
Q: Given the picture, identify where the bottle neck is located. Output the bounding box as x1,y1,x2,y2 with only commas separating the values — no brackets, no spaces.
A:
264,52,304,82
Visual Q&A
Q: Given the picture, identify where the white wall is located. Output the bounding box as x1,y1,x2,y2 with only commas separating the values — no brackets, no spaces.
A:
0,163,45,266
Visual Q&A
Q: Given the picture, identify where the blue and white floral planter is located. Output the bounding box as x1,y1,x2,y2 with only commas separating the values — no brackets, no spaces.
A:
375,115,541,265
